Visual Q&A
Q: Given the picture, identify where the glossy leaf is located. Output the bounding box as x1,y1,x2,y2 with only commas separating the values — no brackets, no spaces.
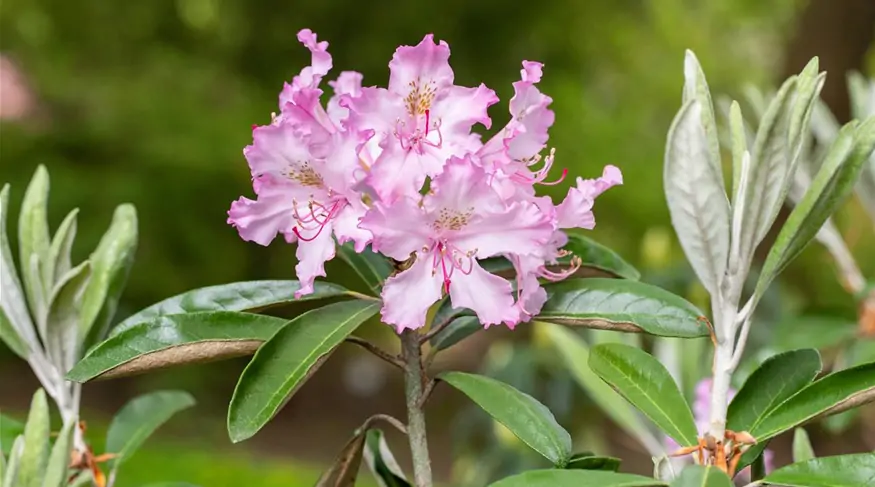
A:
538,278,708,338
18,389,49,487
110,280,349,337
763,453,875,486
669,465,733,487
487,470,666,487
1,185,38,356
41,419,73,487
80,204,138,346
68,311,290,382
44,209,78,288
792,427,815,463
589,343,698,446
45,261,91,371
755,117,875,298
336,242,394,295
440,371,573,466
564,453,621,472
727,349,821,433
363,429,410,487
541,324,659,453
664,98,730,297
227,300,379,442
106,390,195,468
18,165,51,320
560,234,640,280
428,316,480,352
751,362,875,442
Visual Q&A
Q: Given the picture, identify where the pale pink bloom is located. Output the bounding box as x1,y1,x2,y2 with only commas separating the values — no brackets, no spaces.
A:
227,120,372,297
0,55,35,121
343,34,499,202
360,156,553,331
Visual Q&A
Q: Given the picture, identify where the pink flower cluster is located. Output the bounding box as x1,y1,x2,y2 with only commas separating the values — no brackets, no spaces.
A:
228,29,621,332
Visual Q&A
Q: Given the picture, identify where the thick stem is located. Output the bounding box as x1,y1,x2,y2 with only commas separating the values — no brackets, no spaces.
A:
400,330,433,487
708,293,740,443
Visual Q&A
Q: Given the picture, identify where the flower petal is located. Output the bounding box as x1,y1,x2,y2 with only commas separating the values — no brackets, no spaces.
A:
367,138,444,203
279,29,333,106
453,200,553,259
246,123,315,183
294,220,336,298
327,71,363,124
449,260,517,327
333,201,372,252
360,197,430,261
388,34,453,97
380,254,443,332
555,165,622,229
227,182,299,246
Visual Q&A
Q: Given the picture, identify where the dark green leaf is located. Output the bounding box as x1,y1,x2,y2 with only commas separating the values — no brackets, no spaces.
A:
110,280,350,337
564,453,621,472
588,343,698,446
558,234,641,280
106,390,195,468
727,349,822,433
440,371,572,466
751,362,875,442
80,204,138,346
669,465,733,487
363,429,410,487
541,323,657,451
537,278,708,338
68,311,290,382
763,453,875,486
487,469,666,487
227,300,379,442
336,242,393,295
428,316,481,352
792,427,815,463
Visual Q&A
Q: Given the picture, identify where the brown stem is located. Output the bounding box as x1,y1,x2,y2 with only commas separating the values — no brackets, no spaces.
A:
345,336,405,371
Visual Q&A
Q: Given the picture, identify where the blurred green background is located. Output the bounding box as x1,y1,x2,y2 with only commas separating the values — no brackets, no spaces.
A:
2,0,875,485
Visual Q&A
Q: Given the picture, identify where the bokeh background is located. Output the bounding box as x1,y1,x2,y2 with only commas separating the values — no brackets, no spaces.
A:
2,0,874,485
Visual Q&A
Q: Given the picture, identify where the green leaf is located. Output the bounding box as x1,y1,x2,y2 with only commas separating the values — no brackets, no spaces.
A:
764,453,875,486
751,361,875,442
337,242,393,295
67,311,291,382
315,431,368,487
681,51,724,191
363,429,410,487
3,436,24,487
792,427,815,463
540,323,659,453
0,185,35,358
80,204,138,346
487,469,666,487
537,278,708,338
588,343,698,446
663,98,730,297
110,280,350,337
44,209,78,288
729,100,747,199
560,234,641,280
669,465,733,487
45,261,92,371
0,414,24,455
773,316,858,352
727,349,822,433
227,300,379,442
428,316,480,352
41,419,73,487
564,453,621,472
18,165,51,320
755,117,875,298
106,390,195,468
18,389,50,487
439,371,573,466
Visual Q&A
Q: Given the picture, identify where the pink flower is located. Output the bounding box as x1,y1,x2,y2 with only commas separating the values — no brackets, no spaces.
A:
343,34,499,202
360,156,553,331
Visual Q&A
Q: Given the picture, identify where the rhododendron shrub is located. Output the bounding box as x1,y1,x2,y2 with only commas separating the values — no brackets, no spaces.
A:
55,31,875,487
